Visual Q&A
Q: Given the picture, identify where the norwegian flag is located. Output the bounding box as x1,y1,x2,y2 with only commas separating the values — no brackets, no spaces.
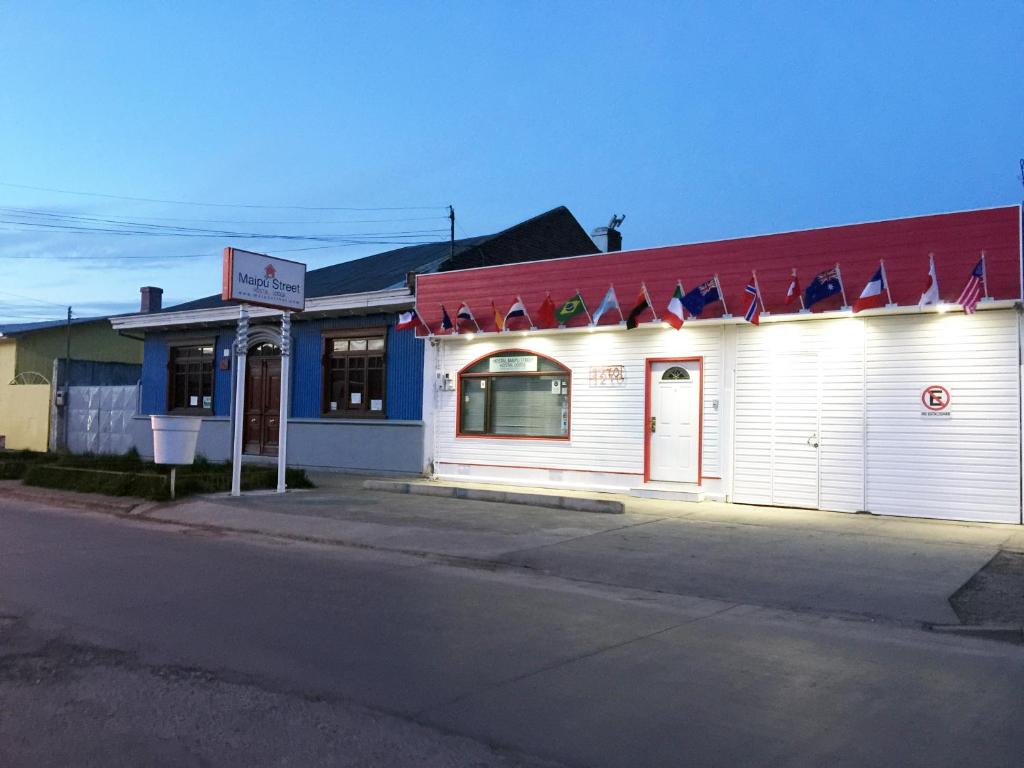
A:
744,274,761,325
956,256,986,314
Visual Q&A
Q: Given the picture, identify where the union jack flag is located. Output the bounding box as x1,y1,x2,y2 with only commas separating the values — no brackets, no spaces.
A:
956,257,985,314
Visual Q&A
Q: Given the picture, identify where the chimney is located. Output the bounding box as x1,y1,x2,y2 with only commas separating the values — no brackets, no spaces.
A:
591,214,625,252
140,286,163,313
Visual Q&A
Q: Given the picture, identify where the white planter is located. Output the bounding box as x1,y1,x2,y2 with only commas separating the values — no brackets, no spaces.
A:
150,415,203,465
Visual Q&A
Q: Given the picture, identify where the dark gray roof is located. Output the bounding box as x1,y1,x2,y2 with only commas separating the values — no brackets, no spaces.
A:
0,316,106,337
164,206,598,313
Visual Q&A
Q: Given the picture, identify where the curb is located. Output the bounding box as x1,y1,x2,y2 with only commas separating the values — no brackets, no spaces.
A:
929,624,1024,644
2,484,143,516
362,479,625,515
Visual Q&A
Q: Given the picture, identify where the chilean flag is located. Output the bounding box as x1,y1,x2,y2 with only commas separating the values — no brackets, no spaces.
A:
395,309,423,332
853,266,887,313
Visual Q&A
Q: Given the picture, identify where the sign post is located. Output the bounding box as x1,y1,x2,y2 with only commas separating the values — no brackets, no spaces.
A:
230,305,249,497
276,312,291,493
222,248,306,497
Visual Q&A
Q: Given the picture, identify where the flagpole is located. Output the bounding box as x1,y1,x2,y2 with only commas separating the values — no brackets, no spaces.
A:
715,274,730,317
643,282,658,321
520,295,535,329
879,259,895,306
753,270,767,313
792,268,806,310
981,251,990,299
836,263,849,309
577,288,593,325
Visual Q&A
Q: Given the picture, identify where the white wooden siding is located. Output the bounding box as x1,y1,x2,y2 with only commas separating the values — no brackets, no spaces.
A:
865,310,1020,524
433,324,724,489
733,318,866,512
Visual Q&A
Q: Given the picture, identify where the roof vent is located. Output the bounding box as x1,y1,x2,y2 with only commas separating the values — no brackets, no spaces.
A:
591,214,625,252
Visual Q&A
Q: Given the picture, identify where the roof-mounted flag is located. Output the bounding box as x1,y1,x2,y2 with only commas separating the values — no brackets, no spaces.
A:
744,273,763,325
804,265,846,309
918,254,940,308
785,268,803,308
956,254,986,314
456,302,480,332
554,291,590,325
491,301,504,331
592,286,623,325
537,294,556,329
665,282,686,329
440,305,454,331
680,277,721,318
626,284,656,329
852,262,891,313
396,309,424,332
504,296,532,328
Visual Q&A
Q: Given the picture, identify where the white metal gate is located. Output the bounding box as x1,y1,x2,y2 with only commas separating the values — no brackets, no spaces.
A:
66,385,138,455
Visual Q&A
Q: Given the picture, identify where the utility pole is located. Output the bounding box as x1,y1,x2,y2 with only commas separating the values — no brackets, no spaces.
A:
448,205,455,261
61,305,71,451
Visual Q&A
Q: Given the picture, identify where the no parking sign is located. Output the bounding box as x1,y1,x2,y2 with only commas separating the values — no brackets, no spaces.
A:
921,385,951,417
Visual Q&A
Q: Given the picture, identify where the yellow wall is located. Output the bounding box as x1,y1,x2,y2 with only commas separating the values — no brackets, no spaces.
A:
0,342,51,451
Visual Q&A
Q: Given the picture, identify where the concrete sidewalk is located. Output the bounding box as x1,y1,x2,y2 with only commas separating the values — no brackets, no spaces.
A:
119,472,1024,630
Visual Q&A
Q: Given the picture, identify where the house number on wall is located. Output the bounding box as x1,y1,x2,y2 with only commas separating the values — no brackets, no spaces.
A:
589,365,626,386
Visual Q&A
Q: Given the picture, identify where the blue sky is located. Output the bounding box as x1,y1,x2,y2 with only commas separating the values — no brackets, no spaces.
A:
0,1,1020,322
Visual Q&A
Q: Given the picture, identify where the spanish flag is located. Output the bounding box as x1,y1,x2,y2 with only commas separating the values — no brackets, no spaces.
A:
491,301,504,331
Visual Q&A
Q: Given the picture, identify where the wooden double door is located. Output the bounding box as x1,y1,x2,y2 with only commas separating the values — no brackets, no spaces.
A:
244,344,281,456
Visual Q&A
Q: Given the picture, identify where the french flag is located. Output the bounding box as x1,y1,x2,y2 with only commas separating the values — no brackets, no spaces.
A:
853,264,888,313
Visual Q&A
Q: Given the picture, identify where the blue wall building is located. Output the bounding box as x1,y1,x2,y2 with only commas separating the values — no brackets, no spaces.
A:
113,207,599,474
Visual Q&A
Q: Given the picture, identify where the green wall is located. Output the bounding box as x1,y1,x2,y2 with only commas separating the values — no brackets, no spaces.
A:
14,321,142,379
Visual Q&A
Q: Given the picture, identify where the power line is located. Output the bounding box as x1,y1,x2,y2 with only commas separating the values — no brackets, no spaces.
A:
0,214,448,242
0,205,448,228
0,180,446,211
0,288,69,308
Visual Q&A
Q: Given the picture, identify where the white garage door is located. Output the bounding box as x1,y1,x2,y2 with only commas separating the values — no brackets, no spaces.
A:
733,319,866,512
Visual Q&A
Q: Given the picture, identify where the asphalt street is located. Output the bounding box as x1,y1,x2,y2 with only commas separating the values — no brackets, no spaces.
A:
2,496,1023,767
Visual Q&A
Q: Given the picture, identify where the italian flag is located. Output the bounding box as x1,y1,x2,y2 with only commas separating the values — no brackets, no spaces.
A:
665,283,685,329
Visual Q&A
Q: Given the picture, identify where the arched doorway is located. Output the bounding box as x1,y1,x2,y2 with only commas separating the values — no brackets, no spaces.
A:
244,342,281,456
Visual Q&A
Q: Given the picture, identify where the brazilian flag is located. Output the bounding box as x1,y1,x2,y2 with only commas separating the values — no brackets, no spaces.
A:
554,292,588,324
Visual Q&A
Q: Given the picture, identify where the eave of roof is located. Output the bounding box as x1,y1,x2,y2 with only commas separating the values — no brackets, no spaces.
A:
110,287,414,331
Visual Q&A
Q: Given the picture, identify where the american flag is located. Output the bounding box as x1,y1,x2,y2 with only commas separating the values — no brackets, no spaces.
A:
744,274,761,325
956,257,985,314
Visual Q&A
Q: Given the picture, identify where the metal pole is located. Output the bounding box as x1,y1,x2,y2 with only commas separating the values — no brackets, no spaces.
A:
449,205,455,262
230,305,250,497
62,306,71,451
276,312,291,493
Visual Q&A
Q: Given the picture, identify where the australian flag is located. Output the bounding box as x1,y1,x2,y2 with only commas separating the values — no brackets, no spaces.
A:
804,266,844,308
680,278,721,318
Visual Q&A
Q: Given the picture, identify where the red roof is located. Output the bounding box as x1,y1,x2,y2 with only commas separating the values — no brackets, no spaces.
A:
416,206,1021,334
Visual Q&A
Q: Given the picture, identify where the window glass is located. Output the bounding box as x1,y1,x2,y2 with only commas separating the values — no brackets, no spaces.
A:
323,331,386,416
461,378,487,433
168,344,214,413
459,352,570,438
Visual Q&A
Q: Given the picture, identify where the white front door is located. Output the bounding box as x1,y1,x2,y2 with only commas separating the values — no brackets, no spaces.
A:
648,360,701,483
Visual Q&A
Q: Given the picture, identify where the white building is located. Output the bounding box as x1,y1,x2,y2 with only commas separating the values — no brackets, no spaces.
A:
414,206,1023,524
